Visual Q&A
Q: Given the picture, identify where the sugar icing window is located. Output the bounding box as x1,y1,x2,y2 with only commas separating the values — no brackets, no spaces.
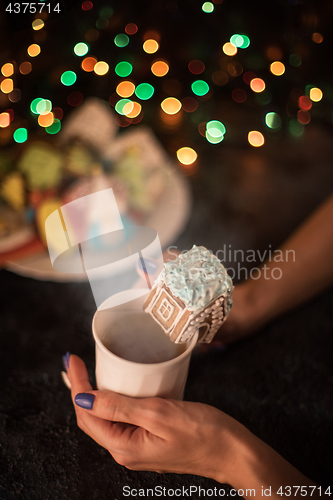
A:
158,298,174,320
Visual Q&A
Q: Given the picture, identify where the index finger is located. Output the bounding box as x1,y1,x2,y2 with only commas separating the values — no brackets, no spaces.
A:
75,389,171,437
68,355,165,434
67,354,93,403
67,355,125,450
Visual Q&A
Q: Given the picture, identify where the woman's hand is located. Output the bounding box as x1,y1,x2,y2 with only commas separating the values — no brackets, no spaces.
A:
66,355,318,498
213,282,264,344
216,193,333,345
66,354,252,485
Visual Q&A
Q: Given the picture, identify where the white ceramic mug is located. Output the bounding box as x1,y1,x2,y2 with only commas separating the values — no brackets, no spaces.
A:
92,290,198,399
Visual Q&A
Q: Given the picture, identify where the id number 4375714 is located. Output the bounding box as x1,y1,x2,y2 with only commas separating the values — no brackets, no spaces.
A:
277,486,331,496
5,3,61,13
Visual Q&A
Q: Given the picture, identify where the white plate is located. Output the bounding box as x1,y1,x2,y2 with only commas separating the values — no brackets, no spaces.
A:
4,169,191,282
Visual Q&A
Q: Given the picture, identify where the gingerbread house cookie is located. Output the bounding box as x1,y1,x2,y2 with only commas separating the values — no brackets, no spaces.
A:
143,245,233,343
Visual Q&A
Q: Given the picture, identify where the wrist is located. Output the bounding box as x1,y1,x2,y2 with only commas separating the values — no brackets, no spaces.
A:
219,426,317,496
211,417,261,489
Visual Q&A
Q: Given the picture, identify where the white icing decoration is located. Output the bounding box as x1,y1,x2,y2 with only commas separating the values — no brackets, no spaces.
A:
157,245,233,312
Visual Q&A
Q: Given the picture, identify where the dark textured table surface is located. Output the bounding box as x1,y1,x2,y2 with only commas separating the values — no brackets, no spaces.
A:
1,129,333,498
1,269,333,500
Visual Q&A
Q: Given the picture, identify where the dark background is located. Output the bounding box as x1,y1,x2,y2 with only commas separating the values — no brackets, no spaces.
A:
1,0,333,498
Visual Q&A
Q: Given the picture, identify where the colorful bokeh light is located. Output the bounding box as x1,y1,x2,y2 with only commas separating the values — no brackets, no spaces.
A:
60,71,77,86
151,61,169,77
82,1,93,11
205,120,225,144
126,101,141,118
161,97,182,115
116,81,135,97
230,34,250,49
1,63,14,77
312,32,323,43
309,87,323,102
46,119,62,135
36,99,52,115
81,57,97,72
248,131,265,147
177,147,197,165
230,34,244,48
240,35,250,48
206,130,224,144
135,83,154,100
74,43,89,56
223,42,237,56
250,78,265,93
38,112,54,127
19,62,32,74
207,120,226,135
125,23,138,35
0,112,10,128
114,34,129,47
143,39,159,54
115,61,132,77
115,99,134,115
202,2,214,13
265,112,281,129
297,110,311,124
191,80,209,96
270,61,285,76
13,128,28,143
27,44,41,57
30,98,43,114
94,61,109,75
298,96,312,110
32,19,44,30
1,79,14,94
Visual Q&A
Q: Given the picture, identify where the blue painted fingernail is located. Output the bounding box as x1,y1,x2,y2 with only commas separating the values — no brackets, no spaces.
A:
74,393,95,410
137,257,157,275
62,352,70,372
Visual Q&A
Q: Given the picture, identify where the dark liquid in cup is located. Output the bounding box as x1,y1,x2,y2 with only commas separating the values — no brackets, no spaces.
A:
101,313,186,364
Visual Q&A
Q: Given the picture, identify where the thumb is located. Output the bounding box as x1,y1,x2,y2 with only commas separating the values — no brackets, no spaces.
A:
74,390,165,436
